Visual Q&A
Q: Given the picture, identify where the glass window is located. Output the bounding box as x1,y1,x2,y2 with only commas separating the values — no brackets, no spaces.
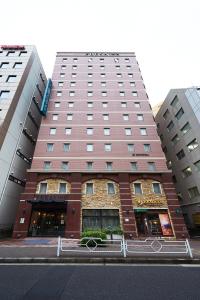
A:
140,128,147,135
50,128,56,135
61,65,66,69
128,73,133,78
132,91,138,97
87,144,93,151
57,91,62,97
52,114,58,120
58,82,64,87
134,183,142,194
39,182,47,194
86,183,94,194
125,128,132,135
120,91,125,97
152,183,161,194
69,91,75,97
137,114,144,121
171,95,179,107
104,128,110,135
187,139,199,152
107,183,115,194
171,134,180,145
106,162,113,170
13,62,23,69
163,109,169,120
63,143,70,152
6,75,17,82
0,62,9,69
176,149,185,160
144,144,151,152
72,73,77,77
65,128,72,135
47,143,54,152
118,82,123,87
44,161,51,170
167,121,174,132
182,166,192,178
88,82,93,87
60,73,65,78
128,144,134,152
103,114,109,120
59,183,67,194
87,162,93,170
131,162,137,171
61,162,69,170
102,102,108,108
87,128,93,135
88,91,93,97
134,102,140,108
87,102,93,108
72,65,77,70
130,82,135,87
115,65,120,70
0,91,10,99
100,73,106,77
101,82,106,87
67,114,73,120
175,108,184,120
55,102,60,108
121,102,127,108
148,162,156,171
68,102,74,107
87,114,93,120
181,122,191,135
102,91,107,97
194,160,200,172
117,73,122,77
70,81,76,87
188,186,200,199
104,144,112,151
123,114,129,121
100,65,105,70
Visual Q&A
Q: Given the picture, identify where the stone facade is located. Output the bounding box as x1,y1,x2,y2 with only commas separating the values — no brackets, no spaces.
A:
36,179,71,194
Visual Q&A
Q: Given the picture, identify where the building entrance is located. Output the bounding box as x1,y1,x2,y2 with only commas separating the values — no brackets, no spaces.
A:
28,205,66,237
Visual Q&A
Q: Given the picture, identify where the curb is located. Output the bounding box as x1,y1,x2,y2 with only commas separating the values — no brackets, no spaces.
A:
0,257,200,264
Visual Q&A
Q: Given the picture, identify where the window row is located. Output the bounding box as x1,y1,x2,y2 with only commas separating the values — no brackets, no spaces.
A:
57,81,136,87
60,72,134,78
61,57,131,63
163,107,184,122
0,75,17,83
56,90,138,97
49,127,148,136
181,160,200,178
0,50,27,57
60,65,134,70
53,101,141,108
0,62,23,69
51,113,145,121
43,161,156,171
46,142,151,153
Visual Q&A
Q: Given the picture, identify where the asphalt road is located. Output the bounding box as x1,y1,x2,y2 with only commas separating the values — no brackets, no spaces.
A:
0,265,199,300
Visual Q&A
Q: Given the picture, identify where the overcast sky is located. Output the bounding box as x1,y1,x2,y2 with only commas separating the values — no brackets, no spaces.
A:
1,0,200,105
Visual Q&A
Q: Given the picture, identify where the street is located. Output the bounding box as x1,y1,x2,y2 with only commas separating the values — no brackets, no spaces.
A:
0,265,199,300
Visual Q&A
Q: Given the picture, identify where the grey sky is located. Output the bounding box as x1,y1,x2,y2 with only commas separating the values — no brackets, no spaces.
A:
1,0,200,105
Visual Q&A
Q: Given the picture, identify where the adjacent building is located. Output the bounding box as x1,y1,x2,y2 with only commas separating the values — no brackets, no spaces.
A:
13,52,188,239
0,45,47,235
155,88,200,232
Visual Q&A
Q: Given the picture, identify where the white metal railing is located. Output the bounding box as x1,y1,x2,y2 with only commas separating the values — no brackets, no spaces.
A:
56,236,193,258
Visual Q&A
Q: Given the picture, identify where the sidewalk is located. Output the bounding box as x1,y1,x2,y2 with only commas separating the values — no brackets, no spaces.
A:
0,237,200,264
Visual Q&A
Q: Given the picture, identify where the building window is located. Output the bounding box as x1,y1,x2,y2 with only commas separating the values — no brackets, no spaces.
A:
114,58,119,63
106,162,113,170
188,186,200,199
126,65,131,70
103,114,109,120
87,144,93,152
104,144,112,151
134,102,140,108
137,114,144,121
171,134,180,145
6,75,17,82
128,73,133,78
134,183,142,194
73,58,78,62
140,128,147,135
88,58,93,62
0,91,10,99
144,144,151,152
100,65,105,70
70,81,76,87
59,183,67,194
187,139,199,152
162,146,167,153
167,160,172,169
87,114,93,120
171,95,179,107
120,91,125,97
117,73,122,78
107,183,115,194
132,91,138,97
182,166,192,178
13,62,23,69
63,143,70,152
87,102,93,108
86,182,94,194
167,121,174,132
121,102,127,108
176,149,185,160
87,128,93,135
130,82,135,87
118,82,123,87
72,65,77,70
152,183,162,194
44,161,51,170
88,91,93,97
123,114,129,121
60,73,65,78
104,128,110,135
163,109,169,120
65,128,72,135
125,128,132,135
102,102,108,108
128,144,134,152
115,65,120,70
87,162,93,170
131,162,137,171
69,91,75,97
52,114,58,120
72,73,77,78
101,82,106,87
57,91,62,97
55,102,60,108
58,82,64,87
181,122,191,135
175,108,184,120
47,143,54,152
88,82,93,87
101,73,106,77
102,91,107,97
67,114,73,120
88,65,93,70
148,162,156,171
63,58,67,62
50,128,56,135
125,58,130,62
88,73,93,77
61,161,69,170
68,102,74,108
61,65,66,69
39,182,47,194
194,160,200,172
0,62,9,69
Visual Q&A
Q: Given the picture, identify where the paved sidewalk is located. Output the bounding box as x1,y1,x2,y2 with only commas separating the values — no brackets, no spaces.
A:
0,237,199,263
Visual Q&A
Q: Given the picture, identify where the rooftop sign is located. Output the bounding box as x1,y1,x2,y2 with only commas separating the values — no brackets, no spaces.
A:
1,45,25,50
85,52,119,56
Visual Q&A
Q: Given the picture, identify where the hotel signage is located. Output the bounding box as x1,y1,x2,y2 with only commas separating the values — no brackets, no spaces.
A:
1,45,25,50
136,199,165,206
86,52,119,56
40,79,52,116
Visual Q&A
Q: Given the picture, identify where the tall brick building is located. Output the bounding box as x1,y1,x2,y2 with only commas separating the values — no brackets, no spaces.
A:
13,52,188,239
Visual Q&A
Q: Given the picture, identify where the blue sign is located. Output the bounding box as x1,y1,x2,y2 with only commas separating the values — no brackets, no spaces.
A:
40,78,52,116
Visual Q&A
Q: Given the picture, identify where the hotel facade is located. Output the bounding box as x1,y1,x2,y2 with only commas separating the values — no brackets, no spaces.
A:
13,52,188,239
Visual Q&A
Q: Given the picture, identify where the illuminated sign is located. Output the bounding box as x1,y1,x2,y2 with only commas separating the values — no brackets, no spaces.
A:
1,45,25,50
86,52,119,56
40,79,52,116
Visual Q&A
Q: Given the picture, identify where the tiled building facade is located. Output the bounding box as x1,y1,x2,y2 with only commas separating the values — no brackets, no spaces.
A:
13,52,188,239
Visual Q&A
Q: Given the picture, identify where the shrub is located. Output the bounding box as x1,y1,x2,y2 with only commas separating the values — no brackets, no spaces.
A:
81,230,107,247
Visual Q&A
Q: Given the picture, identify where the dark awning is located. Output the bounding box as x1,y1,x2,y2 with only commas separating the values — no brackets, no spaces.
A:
28,194,68,204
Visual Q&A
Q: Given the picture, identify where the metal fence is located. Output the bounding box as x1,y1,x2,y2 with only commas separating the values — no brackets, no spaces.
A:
57,236,193,258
